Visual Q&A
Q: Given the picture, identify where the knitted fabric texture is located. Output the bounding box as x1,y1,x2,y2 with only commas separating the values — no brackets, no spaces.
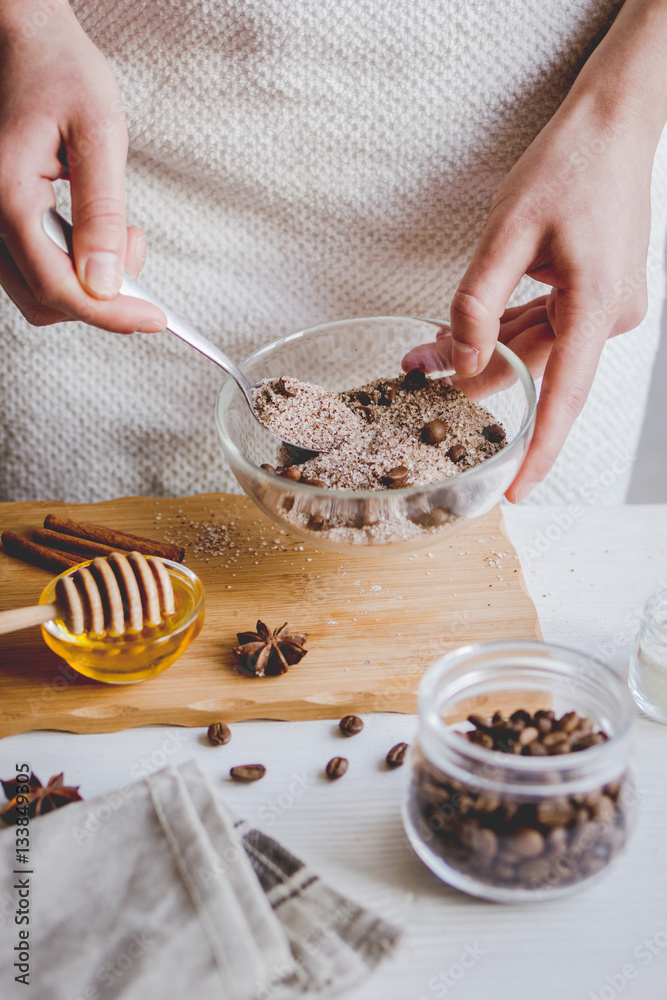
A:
0,0,664,503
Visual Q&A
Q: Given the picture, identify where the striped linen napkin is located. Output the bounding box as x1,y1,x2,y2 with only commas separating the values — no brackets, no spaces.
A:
0,760,400,1000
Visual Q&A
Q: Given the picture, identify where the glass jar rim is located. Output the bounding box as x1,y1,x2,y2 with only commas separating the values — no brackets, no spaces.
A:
417,640,635,794
640,587,667,638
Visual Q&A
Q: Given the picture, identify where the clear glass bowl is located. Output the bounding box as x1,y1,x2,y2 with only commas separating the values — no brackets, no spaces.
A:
39,559,205,684
215,316,536,553
402,641,636,902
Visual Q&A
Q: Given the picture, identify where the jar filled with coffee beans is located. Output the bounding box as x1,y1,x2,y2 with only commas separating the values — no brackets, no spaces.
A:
402,641,636,903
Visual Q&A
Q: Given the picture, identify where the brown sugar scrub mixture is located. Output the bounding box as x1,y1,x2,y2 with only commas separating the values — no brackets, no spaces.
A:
250,371,507,544
253,372,506,491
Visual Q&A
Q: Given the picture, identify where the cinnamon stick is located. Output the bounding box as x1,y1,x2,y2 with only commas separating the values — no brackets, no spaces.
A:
32,527,120,559
43,514,185,563
1,532,80,573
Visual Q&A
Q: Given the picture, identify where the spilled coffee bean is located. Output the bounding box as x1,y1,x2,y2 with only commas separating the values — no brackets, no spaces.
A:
339,715,364,737
386,742,409,768
230,764,266,783
207,722,231,746
325,757,349,780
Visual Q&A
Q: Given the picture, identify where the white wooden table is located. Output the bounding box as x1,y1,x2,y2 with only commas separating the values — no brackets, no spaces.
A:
2,505,666,1000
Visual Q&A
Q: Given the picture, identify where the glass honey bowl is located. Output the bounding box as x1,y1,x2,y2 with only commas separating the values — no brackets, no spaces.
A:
39,559,205,684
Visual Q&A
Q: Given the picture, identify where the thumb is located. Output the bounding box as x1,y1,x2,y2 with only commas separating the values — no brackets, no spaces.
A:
450,223,536,376
67,117,128,300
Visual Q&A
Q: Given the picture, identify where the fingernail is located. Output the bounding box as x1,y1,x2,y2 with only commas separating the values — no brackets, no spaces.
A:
452,343,479,375
84,251,122,298
136,234,147,271
514,481,539,503
135,320,165,333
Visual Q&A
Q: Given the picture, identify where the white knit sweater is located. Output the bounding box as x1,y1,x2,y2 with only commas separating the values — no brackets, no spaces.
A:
1,0,665,503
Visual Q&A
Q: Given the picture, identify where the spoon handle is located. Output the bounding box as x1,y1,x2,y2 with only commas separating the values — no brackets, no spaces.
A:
41,209,253,403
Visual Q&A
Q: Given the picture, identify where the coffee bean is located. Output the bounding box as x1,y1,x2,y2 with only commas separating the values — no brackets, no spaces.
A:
274,376,296,397
542,731,569,750
411,507,452,528
306,514,327,531
326,756,348,780
582,788,603,810
339,714,364,737
604,779,622,800
557,711,581,733
510,709,533,726
421,419,448,444
592,795,615,824
447,444,467,464
501,827,544,860
475,793,501,813
482,423,506,443
279,466,302,481
352,506,379,528
546,826,568,856
301,477,328,488
571,732,606,751
522,740,549,756
403,369,427,390
230,764,266,783
418,782,452,807
517,856,553,886
535,710,555,734
386,742,409,768
207,722,231,746
536,797,575,828
354,390,372,405
469,730,494,748
494,861,518,882
379,383,396,406
518,726,540,747
462,825,498,862
382,465,409,488
358,405,375,423
260,463,277,474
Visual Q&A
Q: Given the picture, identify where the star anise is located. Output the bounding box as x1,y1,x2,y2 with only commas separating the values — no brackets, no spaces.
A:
0,772,82,825
233,620,308,677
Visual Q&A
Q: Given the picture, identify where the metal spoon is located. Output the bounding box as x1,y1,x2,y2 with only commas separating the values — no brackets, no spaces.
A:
41,208,320,456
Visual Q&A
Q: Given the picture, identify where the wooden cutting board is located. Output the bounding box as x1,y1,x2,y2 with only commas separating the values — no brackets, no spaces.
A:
0,494,541,736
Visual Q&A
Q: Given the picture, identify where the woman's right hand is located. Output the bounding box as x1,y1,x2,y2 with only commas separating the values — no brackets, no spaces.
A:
0,0,165,332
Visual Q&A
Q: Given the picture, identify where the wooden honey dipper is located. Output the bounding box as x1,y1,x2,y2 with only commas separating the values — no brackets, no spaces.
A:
0,551,176,637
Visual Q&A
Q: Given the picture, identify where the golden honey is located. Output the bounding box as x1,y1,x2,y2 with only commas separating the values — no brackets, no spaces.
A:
39,561,205,684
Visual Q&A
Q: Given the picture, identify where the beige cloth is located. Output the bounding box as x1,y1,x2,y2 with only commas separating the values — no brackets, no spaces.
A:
0,0,664,503
0,761,400,1000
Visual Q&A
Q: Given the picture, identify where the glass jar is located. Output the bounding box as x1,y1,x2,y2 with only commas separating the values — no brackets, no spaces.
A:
402,641,636,903
629,587,667,724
